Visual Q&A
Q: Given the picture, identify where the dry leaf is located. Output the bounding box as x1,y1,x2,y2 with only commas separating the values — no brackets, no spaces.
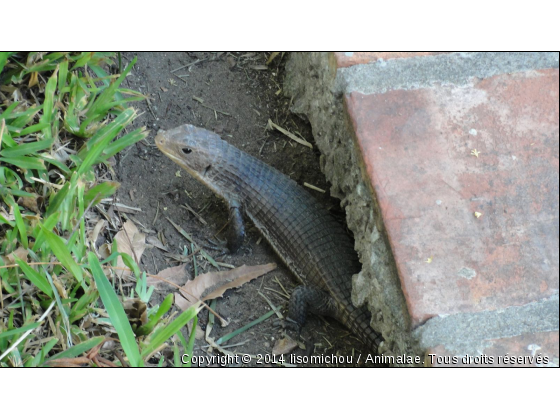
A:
17,195,39,212
150,263,190,288
89,219,107,245
175,263,276,310
272,336,298,355
4,247,29,265
123,298,148,329
146,235,169,252
52,275,68,299
98,243,111,259
113,220,146,278
28,72,39,88
174,292,190,312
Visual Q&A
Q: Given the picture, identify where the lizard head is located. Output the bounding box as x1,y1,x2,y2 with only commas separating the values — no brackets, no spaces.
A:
155,124,222,183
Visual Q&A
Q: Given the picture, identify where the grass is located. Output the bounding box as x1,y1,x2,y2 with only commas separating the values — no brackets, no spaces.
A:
0,52,199,367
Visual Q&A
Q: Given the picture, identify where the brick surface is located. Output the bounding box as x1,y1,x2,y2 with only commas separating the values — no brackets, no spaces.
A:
333,52,445,68
347,69,559,326
427,331,559,366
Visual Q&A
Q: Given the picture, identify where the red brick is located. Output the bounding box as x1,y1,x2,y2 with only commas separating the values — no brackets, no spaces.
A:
347,69,559,325
427,331,559,366
333,52,446,68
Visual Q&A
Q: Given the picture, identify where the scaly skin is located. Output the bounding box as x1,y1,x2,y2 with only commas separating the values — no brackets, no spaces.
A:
155,124,382,350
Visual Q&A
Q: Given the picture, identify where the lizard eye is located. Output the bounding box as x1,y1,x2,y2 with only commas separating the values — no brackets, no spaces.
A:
182,148,192,154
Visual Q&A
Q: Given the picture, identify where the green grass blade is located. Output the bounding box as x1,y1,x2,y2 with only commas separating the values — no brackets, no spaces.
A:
119,252,140,280
215,309,276,345
0,102,20,121
83,56,137,125
88,252,142,367
140,304,201,360
0,322,40,339
14,256,53,297
39,68,58,139
9,197,28,248
0,138,53,157
19,123,51,136
0,212,15,227
136,294,173,336
57,59,68,93
76,108,135,176
96,127,147,163
28,337,58,367
0,52,15,74
45,336,105,362
45,183,69,217
10,104,42,128
70,52,94,70
0,156,45,170
89,63,123,101
183,316,198,367
32,211,59,252
40,224,83,283
83,181,120,207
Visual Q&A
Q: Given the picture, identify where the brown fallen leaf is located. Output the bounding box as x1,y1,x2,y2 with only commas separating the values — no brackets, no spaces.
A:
89,219,107,245
4,247,29,265
98,243,111,260
112,220,146,278
146,235,169,252
175,263,276,311
150,263,190,288
17,195,39,212
272,336,299,356
123,298,148,330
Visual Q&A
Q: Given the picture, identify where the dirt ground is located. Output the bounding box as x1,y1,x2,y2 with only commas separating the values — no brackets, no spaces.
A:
114,52,376,366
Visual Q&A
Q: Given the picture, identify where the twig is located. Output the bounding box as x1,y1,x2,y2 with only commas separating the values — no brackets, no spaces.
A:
68,193,100,242
267,119,312,148
273,276,290,297
171,58,209,73
303,182,326,193
181,203,207,225
146,99,157,119
29,177,64,190
0,301,56,362
263,286,290,300
192,96,231,116
153,201,160,224
258,291,283,319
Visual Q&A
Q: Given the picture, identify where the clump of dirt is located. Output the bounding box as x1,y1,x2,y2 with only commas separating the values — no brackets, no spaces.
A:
114,52,379,366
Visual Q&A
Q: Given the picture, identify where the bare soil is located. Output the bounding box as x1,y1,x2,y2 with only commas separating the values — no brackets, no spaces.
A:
115,52,377,366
